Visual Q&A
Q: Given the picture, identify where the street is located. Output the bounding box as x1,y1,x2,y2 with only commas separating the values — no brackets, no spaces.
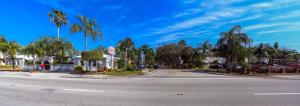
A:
0,69,300,106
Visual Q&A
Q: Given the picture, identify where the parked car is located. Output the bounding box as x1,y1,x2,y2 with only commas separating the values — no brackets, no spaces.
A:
153,64,160,69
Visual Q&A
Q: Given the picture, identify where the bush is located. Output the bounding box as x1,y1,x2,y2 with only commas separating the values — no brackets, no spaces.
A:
125,64,137,71
81,51,103,60
72,66,85,74
0,65,21,71
117,58,126,69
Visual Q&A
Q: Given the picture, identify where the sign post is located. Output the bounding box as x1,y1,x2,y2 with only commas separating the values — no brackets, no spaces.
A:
108,46,115,69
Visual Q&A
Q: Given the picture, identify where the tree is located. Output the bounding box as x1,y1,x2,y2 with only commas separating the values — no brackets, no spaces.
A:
117,37,135,65
199,41,212,64
70,15,103,51
52,39,74,64
21,42,43,71
1,41,21,71
48,9,67,38
0,36,8,64
215,25,252,71
254,43,269,64
157,43,182,68
138,44,155,68
178,40,187,48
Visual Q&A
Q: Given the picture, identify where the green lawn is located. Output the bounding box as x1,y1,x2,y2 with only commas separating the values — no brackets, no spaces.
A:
105,70,144,76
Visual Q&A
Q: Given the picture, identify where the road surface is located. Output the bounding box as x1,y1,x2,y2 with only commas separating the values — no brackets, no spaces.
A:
0,69,300,106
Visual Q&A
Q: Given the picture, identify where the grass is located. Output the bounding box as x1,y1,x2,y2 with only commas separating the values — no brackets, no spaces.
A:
105,70,144,76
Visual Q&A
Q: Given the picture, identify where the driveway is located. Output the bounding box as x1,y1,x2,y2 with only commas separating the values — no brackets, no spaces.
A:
147,69,233,78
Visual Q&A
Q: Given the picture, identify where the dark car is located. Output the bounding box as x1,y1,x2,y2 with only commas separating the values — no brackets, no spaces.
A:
154,64,160,69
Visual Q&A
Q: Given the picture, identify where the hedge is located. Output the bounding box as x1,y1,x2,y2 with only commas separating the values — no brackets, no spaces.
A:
81,51,103,60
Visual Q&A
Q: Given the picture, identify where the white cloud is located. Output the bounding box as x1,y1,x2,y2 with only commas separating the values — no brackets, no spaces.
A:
230,14,264,23
244,22,289,31
258,28,298,34
155,30,210,44
250,3,272,9
269,10,300,20
173,8,202,18
152,8,245,35
183,0,196,4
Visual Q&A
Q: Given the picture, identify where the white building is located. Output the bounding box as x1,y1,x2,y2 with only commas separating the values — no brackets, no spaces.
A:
71,54,116,70
0,52,35,68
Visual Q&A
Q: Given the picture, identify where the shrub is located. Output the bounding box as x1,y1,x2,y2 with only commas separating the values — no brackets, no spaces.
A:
72,66,85,74
81,51,103,60
125,64,137,71
0,65,21,71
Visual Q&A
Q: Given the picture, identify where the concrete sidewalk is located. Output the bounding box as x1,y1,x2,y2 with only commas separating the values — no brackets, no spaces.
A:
270,75,300,80
0,71,109,79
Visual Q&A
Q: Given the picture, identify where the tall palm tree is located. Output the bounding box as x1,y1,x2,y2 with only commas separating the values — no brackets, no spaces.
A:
70,15,103,51
216,25,252,70
48,9,67,38
123,37,135,64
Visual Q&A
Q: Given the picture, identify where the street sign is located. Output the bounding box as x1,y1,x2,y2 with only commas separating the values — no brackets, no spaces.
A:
108,46,115,55
108,46,115,69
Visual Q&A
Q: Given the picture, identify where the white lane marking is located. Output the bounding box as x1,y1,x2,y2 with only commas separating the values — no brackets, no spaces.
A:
137,78,260,80
63,89,104,93
254,93,300,96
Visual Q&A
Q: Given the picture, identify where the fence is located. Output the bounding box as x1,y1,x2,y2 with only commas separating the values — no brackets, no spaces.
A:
22,64,101,72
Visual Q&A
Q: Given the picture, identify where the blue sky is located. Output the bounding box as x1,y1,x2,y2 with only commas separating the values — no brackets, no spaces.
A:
0,0,300,51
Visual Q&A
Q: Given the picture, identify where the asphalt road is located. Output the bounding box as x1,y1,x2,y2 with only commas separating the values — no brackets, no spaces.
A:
0,69,300,106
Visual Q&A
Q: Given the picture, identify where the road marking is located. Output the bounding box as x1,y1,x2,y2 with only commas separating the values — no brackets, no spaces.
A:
63,89,104,93
254,93,300,96
137,78,260,80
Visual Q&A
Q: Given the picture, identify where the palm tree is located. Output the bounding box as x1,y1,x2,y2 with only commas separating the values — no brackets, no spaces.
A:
0,35,7,43
139,44,155,68
4,41,21,71
216,25,252,71
270,42,279,64
48,9,67,38
70,15,103,51
0,36,8,64
200,41,212,59
178,40,187,48
53,39,74,64
254,43,269,64
22,42,43,71
122,37,135,64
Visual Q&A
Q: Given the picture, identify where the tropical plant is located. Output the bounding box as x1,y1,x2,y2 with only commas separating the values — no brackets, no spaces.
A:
48,9,67,38
254,43,270,64
21,42,43,71
138,44,155,68
215,25,252,71
52,39,74,63
178,40,187,48
70,15,103,51
0,41,22,71
117,37,135,65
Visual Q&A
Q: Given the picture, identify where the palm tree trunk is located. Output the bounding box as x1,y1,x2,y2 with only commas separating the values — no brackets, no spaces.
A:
125,48,128,65
12,57,15,71
33,58,36,71
84,34,88,71
57,27,60,38
85,35,88,51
